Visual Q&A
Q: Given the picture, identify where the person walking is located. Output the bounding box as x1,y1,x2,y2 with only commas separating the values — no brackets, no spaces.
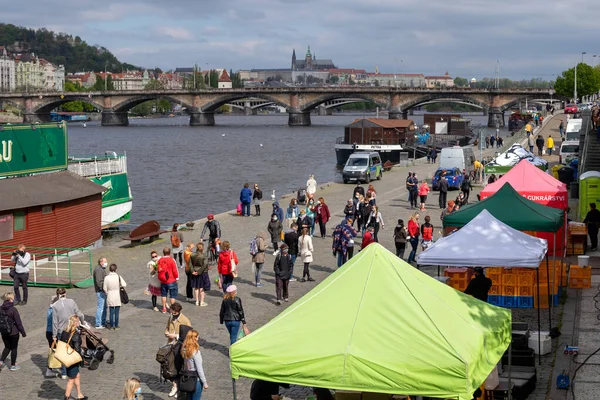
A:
103,264,126,330
123,377,142,400
343,219,358,260
367,185,377,205
164,302,191,397
240,183,253,217
170,224,185,269
217,241,239,293
546,135,554,156
93,257,108,329
418,180,430,211
528,132,535,153
252,184,263,216
10,245,30,306
353,193,363,231
190,243,209,306
409,173,419,208
51,288,85,344
438,175,448,209
430,147,437,163
267,213,283,253
45,295,67,379
58,315,87,400
559,120,565,140
489,135,495,148
406,213,420,264
343,199,354,221
306,174,317,200
361,226,375,250
0,292,26,371
332,218,355,267
285,199,300,229
271,202,284,223
180,329,209,400
352,183,365,199
252,231,269,287
420,215,434,251
360,196,371,235
485,136,490,149
146,250,162,312
273,244,292,305
200,215,221,255
219,285,249,344
283,224,299,282
366,205,384,242
306,198,317,236
584,203,600,251
158,248,179,314
298,228,314,282
405,171,414,203
535,135,544,156
315,197,331,238
393,219,408,259
464,267,493,302
184,243,195,302
460,174,473,203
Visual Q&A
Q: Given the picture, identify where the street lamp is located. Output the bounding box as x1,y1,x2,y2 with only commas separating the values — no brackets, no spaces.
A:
575,52,586,102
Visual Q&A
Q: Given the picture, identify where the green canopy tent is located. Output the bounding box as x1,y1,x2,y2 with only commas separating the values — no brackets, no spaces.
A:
230,244,512,400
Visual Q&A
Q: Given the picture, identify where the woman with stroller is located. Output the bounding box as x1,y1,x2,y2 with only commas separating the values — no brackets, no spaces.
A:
103,264,126,330
181,329,209,400
60,314,87,400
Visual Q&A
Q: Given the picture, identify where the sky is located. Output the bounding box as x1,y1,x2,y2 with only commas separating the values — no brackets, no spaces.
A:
3,0,599,80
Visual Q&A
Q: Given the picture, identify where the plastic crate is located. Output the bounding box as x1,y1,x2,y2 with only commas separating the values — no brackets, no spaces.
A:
450,278,469,292
519,285,533,297
502,272,518,286
489,284,502,296
487,295,502,306
517,270,535,287
488,272,502,285
534,284,552,309
517,296,534,308
502,285,517,297
570,277,592,289
501,296,518,308
570,265,592,279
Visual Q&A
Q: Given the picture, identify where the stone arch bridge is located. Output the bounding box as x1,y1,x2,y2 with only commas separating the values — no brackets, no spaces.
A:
0,87,559,127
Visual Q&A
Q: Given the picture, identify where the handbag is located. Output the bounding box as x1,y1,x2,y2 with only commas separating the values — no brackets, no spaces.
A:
48,347,62,369
230,251,238,278
9,268,15,279
119,275,129,305
179,361,198,392
53,331,83,367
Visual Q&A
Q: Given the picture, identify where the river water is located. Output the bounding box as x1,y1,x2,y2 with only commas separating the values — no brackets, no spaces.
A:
67,112,509,227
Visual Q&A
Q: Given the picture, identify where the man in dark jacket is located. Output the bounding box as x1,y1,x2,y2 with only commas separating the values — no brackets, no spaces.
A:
584,203,600,251
273,244,292,305
438,176,449,209
240,183,253,217
284,223,299,281
0,292,27,370
461,174,473,203
464,267,493,302
93,257,108,329
352,184,365,199
535,135,545,156
250,379,290,400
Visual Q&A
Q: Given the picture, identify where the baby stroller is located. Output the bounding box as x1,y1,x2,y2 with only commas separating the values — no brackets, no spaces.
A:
79,323,114,370
297,187,307,204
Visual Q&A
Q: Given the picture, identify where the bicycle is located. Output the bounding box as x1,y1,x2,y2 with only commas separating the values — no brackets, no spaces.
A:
202,238,219,265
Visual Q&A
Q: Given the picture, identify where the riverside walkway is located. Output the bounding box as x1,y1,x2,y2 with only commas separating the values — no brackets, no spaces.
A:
0,111,576,400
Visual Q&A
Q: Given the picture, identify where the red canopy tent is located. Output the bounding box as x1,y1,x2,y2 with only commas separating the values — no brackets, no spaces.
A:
481,159,568,254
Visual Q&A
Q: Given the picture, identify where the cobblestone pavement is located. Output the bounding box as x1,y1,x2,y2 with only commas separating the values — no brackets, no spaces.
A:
0,114,568,400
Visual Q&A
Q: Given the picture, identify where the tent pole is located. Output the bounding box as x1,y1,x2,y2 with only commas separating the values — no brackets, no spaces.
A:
552,234,557,319
545,255,552,329
536,268,541,365
508,342,513,400
232,378,237,400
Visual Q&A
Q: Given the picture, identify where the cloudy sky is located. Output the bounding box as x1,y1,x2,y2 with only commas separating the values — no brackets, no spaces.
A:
3,0,597,79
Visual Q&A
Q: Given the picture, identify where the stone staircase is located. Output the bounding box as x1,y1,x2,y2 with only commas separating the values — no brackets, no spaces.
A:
582,129,600,173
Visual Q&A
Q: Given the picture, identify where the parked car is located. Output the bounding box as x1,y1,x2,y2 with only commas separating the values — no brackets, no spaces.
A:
564,104,578,114
432,167,464,191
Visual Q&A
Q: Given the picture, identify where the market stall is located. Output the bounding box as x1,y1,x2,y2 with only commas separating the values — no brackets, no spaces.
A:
484,144,548,174
230,243,512,400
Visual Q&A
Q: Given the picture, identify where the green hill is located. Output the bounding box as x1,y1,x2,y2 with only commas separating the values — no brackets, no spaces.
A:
0,23,140,73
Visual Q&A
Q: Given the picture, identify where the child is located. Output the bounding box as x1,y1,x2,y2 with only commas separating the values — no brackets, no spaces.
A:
421,215,434,251
418,180,430,211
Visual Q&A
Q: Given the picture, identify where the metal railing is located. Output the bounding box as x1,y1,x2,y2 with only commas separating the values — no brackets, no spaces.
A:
0,246,93,288
67,154,127,177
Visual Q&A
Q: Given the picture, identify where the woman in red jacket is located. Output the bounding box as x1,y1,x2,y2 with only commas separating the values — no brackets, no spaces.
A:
217,241,239,293
406,212,420,264
315,197,331,238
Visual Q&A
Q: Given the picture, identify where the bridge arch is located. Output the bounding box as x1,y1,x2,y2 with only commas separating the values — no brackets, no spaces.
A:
300,93,388,113
400,93,489,112
112,94,194,113
499,95,567,112
33,96,105,114
201,94,290,113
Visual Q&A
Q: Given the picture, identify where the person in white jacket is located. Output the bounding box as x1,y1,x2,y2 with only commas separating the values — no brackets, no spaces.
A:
298,228,315,282
366,205,385,242
306,175,317,200
103,264,127,330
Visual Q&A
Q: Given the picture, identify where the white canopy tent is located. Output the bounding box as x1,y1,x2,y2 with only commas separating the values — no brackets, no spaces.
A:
417,210,548,267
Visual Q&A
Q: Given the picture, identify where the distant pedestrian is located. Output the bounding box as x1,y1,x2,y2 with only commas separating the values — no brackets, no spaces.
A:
418,180,430,211
366,205,384,242
240,183,253,217
296,209,312,239
559,120,565,139
487,174,497,185
535,135,544,156
146,250,161,312
10,245,30,306
273,245,292,305
441,200,456,222
180,329,209,399
485,136,490,149
343,218,358,260
405,171,414,203
253,184,262,216
438,175,448,209
158,248,179,313
271,202,284,223
455,191,467,208
584,203,600,251
420,216,434,251
123,377,142,400
217,241,238,293
45,295,66,379
268,213,284,253
409,172,419,208
426,147,431,163
103,263,126,331
352,183,365,199
528,132,535,153
497,136,503,148
489,135,495,148
393,219,408,259
0,292,26,371
367,185,377,205
170,224,185,269
430,147,437,163
306,198,317,236
252,231,269,287
200,214,221,254
360,195,371,235
464,267,493,302
285,199,300,229
460,174,473,203
546,135,554,156
283,223,299,281
51,288,85,341
298,227,315,282
361,226,375,250
315,197,331,238
164,302,191,397
343,199,354,221
93,257,108,329
184,242,195,302
354,194,365,232
534,113,539,126
306,174,317,200
219,285,248,344
407,213,420,264
190,243,210,307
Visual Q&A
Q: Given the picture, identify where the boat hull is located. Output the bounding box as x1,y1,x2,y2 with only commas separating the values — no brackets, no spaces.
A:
335,144,403,166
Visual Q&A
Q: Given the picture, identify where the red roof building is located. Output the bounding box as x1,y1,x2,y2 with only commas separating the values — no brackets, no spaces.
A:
218,69,233,89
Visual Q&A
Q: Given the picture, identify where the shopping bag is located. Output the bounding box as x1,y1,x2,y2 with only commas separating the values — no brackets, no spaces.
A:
48,347,62,369
53,332,82,368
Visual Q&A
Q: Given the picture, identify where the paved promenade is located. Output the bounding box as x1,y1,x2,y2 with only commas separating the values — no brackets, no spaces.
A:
0,111,573,400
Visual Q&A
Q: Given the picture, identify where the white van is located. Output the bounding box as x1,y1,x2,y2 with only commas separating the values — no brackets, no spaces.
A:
342,152,383,183
559,140,579,164
439,146,475,174
566,119,582,141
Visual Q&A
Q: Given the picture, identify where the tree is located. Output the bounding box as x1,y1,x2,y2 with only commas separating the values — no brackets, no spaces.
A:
209,70,219,88
454,77,469,87
329,75,339,84
130,101,153,116
555,63,600,100
156,99,172,114
92,74,115,91
145,79,165,90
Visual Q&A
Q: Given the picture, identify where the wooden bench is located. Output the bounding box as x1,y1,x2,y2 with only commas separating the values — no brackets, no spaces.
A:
125,220,167,246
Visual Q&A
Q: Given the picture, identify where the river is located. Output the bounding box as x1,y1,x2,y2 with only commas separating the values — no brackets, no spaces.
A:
67,112,509,227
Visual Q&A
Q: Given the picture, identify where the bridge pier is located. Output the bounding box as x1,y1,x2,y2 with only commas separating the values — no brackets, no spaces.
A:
244,107,257,116
388,109,408,120
288,111,311,126
101,110,129,126
318,105,332,116
190,111,215,126
487,107,505,128
23,113,51,124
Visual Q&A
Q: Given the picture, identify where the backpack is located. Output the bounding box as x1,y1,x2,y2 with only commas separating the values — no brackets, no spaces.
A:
249,237,259,257
0,309,13,335
157,257,171,283
155,344,178,380
171,233,181,248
